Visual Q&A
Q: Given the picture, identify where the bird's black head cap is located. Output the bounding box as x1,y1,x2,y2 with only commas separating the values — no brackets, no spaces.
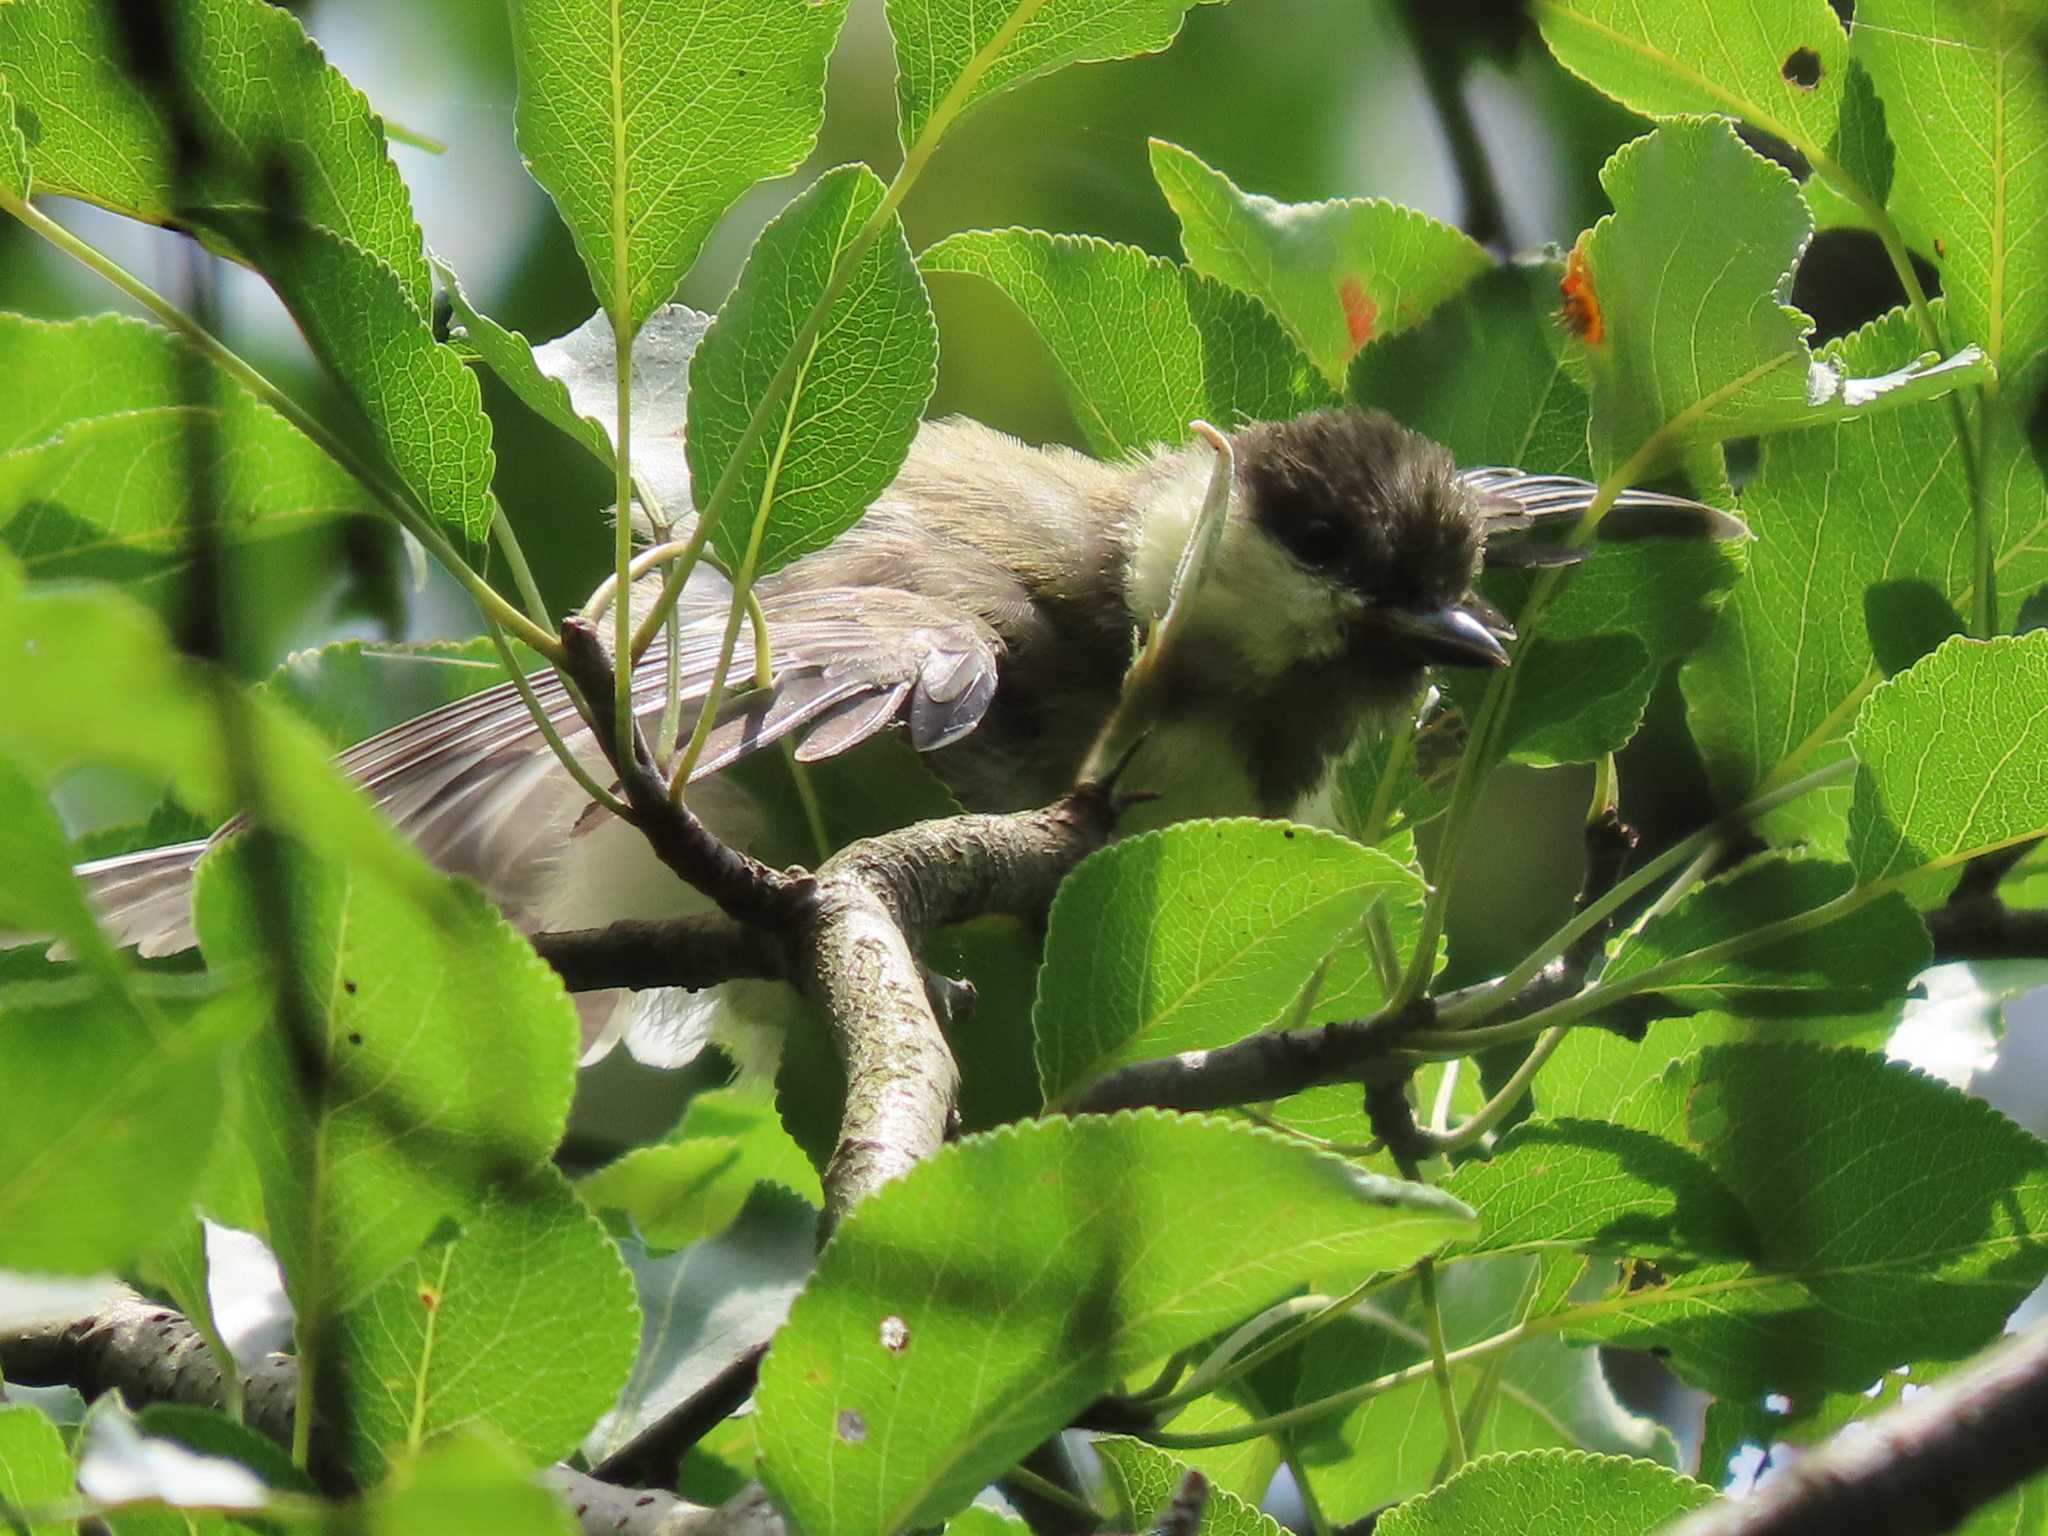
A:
1234,406,1483,614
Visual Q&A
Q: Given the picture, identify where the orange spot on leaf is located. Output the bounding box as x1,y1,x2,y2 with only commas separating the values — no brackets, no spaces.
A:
1559,241,1604,345
1338,274,1378,350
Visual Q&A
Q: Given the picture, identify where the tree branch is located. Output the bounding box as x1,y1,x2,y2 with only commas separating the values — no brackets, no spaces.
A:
806,788,1119,1220
0,1289,769,1536
531,915,785,993
1927,898,2048,961
1661,1321,2048,1536
558,615,811,930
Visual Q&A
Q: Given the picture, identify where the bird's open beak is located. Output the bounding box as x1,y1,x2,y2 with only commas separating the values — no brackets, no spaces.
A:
1377,601,1512,669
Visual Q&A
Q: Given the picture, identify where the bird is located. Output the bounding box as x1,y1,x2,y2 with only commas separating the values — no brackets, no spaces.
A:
68,405,1739,1065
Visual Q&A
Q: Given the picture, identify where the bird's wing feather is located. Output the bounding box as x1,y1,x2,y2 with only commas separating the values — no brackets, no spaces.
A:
71,585,1002,955
1462,468,1747,567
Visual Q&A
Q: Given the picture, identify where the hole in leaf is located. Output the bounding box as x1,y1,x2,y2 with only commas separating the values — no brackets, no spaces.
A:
835,1410,867,1444
1783,47,1822,88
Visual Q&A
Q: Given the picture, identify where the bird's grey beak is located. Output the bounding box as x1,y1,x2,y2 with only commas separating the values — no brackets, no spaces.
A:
1377,602,1513,669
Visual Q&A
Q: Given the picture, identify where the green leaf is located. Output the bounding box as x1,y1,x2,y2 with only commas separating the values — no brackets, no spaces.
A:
577,1084,822,1251
358,1430,575,1536
509,0,848,334
203,219,493,544
1680,305,2045,807
1534,0,1852,172
0,582,447,910
264,638,532,751
0,0,429,307
0,978,253,1274
444,285,712,517
1033,821,1425,1103
888,0,1216,153
1443,1120,1754,1263
1151,139,1490,388
436,267,620,473
685,165,937,575
192,838,578,1316
1855,0,2048,381
754,1113,1475,1536
1096,1437,1285,1536
1459,538,1741,766
1350,262,1592,477
919,229,1209,457
919,228,1330,458
0,1404,76,1536
1602,855,1931,1014
0,71,30,196
1555,1043,2048,1397
1847,633,2048,888
0,315,379,590
1374,1449,1712,1536
589,1183,818,1467
1226,1256,1675,1521
1576,119,1813,477
331,1167,639,1484
0,756,119,976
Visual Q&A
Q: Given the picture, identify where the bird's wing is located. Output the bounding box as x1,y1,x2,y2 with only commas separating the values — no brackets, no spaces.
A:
1461,468,1747,568
72,585,1002,955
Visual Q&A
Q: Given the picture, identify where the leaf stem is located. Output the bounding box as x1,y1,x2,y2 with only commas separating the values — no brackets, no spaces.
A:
0,187,562,661
1416,1259,1468,1475
483,617,630,819
1433,758,1855,1030
1145,1320,1535,1449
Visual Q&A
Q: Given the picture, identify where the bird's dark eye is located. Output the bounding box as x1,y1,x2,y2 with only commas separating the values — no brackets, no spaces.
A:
1283,516,1346,568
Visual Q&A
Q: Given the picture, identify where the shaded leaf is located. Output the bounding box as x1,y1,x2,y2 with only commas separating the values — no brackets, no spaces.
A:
0,0,428,306
0,978,252,1274
1681,305,2045,809
358,1430,575,1536
754,1113,1474,1536
509,0,849,334
1555,1043,2048,1398
193,838,578,1316
686,165,937,574
0,1403,77,1536
264,638,534,751
920,228,1329,458
889,0,1216,152
589,1183,818,1467
0,315,378,589
1602,855,1931,1014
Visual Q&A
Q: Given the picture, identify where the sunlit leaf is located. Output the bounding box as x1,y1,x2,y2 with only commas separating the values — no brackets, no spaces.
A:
1848,632,2048,887
331,1168,638,1483
1855,0,2048,382
755,1113,1475,1536
1151,139,1489,387
509,0,849,334
686,165,936,574
1034,821,1425,1102
1374,1449,1712,1536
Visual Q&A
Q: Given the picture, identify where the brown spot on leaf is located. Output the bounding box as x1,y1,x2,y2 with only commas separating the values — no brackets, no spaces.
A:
1338,274,1378,350
1782,47,1822,88
1559,240,1604,345
419,1288,439,1311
